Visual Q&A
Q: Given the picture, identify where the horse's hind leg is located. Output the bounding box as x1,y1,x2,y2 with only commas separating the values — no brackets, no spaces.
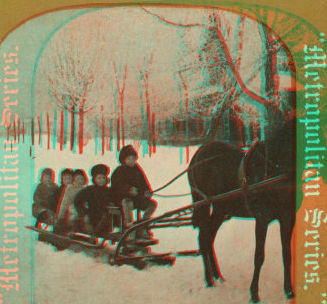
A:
280,217,295,299
199,225,215,287
198,216,224,287
250,220,268,303
208,218,224,282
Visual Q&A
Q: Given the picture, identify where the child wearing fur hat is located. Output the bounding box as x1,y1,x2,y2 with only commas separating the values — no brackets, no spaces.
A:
74,164,114,236
32,168,58,225
54,169,87,235
111,145,157,240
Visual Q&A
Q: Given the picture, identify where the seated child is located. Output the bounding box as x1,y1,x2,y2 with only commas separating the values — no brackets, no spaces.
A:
111,145,157,240
54,169,87,235
32,168,58,225
74,164,114,236
49,168,73,214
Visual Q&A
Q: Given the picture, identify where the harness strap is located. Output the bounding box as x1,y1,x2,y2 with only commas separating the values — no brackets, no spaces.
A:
238,154,254,217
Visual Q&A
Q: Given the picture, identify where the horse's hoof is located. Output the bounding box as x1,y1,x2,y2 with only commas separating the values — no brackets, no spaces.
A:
285,291,295,300
205,279,214,288
250,293,260,303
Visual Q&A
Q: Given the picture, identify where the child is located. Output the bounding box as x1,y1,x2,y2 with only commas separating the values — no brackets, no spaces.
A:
74,164,114,236
111,145,157,240
32,168,58,225
54,169,87,235
49,168,73,214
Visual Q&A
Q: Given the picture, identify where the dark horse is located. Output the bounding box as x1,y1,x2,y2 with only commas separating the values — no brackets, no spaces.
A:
188,119,300,303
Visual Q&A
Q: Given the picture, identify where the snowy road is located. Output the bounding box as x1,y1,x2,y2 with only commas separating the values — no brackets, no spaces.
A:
33,219,293,304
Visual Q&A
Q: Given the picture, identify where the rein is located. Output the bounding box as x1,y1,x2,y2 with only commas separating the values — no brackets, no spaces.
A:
151,152,230,197
151,169,189,194
151,143,280,200
153,193,191,198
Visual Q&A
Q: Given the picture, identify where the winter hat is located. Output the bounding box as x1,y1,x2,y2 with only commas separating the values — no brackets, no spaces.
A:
61,168,73,177
91,164,110,186
72,169,87,182
41,168,54,182
91,164,109,178
60,168,73,182
119,145,138,164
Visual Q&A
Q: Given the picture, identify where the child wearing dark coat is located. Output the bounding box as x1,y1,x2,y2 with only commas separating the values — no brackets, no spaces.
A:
111,145,157,240
74,164,114,236
32,168,58,225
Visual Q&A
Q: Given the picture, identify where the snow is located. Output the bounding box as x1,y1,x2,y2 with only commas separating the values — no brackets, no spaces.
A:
33,220,292,304
31,140,294,304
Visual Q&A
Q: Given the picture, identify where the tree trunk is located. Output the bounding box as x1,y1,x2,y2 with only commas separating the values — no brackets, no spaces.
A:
265,31,275,98
152,112,156,154
253,124,258,142
38,115,41,146
120,95,125,147
108,118,113,151
22,120,25,143
145,80,151,156
237,118,244,145
264,27,279,128
13,119,16,142
7,124,10,141
31,118,34,146
63,111,68,147
47,112,50,150
79,111,84,154
70,108,75,151
95,119,98,155
60,110,64,151
17,119,20,143
53,110,57,150
102,110,105,155
116,117,120,151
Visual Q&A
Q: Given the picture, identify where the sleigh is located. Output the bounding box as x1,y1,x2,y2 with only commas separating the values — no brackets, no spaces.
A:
26,173,286,270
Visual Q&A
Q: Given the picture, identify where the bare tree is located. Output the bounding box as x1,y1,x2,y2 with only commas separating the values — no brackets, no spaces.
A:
112,62,128,151
137,54,155,152
36,7,300,152
177,10,295,144
41,24,105,153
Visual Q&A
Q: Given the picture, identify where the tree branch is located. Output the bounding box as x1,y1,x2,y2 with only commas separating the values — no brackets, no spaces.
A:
210,15,278,113
139,6,204,28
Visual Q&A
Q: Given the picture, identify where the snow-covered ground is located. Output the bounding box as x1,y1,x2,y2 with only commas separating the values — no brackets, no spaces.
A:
30,139,294,304
33,220,291,304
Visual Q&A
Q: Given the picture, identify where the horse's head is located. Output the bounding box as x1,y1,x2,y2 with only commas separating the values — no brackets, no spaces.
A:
241,119,296,186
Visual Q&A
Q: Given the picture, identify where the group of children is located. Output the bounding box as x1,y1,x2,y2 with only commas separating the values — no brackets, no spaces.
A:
32,145,157,241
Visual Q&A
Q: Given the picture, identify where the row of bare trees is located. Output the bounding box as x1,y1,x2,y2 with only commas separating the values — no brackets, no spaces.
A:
33,7,296,155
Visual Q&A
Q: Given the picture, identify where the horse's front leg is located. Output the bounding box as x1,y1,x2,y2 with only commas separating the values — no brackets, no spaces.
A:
250,220,268,303
280,217,295,300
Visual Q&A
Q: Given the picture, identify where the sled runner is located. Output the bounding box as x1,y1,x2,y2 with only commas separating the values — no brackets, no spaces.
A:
26,225,105,249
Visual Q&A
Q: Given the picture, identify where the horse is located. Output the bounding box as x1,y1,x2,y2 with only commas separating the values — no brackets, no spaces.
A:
187,119,300,303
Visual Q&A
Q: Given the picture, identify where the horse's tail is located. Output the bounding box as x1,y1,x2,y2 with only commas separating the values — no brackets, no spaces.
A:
187,142,238,228
191,190,211,228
